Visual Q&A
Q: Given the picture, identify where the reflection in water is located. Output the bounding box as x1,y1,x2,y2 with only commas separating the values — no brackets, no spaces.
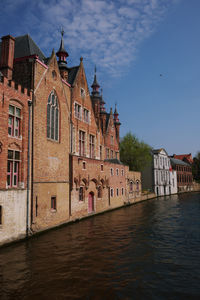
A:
0,193,200,299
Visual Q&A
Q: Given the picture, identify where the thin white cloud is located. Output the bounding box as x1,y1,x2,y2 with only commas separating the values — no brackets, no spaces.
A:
1,0,179,77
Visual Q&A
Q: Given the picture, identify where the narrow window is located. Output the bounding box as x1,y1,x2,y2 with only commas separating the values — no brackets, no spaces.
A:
110,168,113,176
0,206,2,224
83,162,86,169
75,103,81,119
121,169,124,176
111,150,113,158
47,91,59,141
100,146,102,160
101,164,103,171
89,135,95,158
111,135,114,145
122,188,124,195
79,187,84,201
36,196,38,217
81,88,85,99
51,196,56,210
83,108,89,123
7,150,20,188
110,188,114,197
116,168,119,176
130,181,133,192
106,148,109,159
116,188,119,196
79,131,85,156
8,105,21,137
98,186,102,198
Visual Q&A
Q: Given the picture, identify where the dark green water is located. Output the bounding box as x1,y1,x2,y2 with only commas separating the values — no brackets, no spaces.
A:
0,193,200,299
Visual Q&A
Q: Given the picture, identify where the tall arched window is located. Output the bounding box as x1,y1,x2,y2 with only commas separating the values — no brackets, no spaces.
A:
47,91,59,141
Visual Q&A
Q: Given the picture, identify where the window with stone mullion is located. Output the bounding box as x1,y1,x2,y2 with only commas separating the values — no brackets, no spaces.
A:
47,91,59,141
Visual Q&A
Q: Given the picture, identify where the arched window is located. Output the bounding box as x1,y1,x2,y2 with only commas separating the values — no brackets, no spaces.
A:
47,91,59,141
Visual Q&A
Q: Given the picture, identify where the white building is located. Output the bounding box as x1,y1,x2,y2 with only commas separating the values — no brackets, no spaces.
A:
142,148,177,196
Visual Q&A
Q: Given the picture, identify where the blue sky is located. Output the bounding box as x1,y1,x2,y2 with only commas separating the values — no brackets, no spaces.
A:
1,0,200,156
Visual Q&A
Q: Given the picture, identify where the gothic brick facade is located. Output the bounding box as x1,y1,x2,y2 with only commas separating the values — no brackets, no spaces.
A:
0,33,141,245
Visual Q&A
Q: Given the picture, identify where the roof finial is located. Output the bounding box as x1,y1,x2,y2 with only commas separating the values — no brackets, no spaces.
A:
61,27,65,37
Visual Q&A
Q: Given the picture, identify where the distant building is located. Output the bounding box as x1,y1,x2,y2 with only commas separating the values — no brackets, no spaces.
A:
173,153,193,165
142,148,174,196
170,158,193,192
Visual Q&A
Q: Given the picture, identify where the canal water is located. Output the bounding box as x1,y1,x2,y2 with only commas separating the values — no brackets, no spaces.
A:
0,193,200,300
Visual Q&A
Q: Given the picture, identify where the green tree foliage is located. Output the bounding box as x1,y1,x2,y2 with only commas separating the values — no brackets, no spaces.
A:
192,152,200,182
120,132,152,171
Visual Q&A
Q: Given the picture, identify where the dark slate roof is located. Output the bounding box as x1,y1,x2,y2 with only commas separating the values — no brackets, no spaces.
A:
0,34,46,61
68,66,79,85
170,158,190,167
105,113,110,129
104,159,124,165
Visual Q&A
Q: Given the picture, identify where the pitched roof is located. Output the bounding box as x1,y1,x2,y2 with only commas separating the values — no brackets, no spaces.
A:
152,148,168,156
170,157,190,167
68,66,79,85
173,154,193,164
0,34,46,61
104,158,124,165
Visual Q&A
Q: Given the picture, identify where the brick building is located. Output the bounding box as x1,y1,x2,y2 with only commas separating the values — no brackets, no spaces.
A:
0,32,140,244
0,35,32,245
170,157,193,192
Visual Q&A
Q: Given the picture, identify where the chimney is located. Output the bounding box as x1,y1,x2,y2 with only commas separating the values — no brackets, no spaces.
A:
0,35,15,80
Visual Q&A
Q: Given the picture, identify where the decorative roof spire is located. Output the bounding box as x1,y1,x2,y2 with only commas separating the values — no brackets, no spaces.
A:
114,103,120,123
91,65,100,94
56,28,69,64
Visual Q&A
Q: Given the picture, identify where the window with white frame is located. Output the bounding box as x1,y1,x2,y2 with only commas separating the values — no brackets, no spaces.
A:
116,168,119,176
83,108,89,123
121,169,124,176
8,104,21,137
89,135,95,158
7,150,20,188
47,91,59,141
75,103,82,119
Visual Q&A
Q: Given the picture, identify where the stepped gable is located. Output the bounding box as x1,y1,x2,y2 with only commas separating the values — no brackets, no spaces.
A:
0,34,46,61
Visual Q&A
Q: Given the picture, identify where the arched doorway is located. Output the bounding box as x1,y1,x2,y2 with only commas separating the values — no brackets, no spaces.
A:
88,192,94,213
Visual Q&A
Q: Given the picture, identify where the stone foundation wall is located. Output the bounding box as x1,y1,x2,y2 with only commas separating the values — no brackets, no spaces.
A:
0,189,27,246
